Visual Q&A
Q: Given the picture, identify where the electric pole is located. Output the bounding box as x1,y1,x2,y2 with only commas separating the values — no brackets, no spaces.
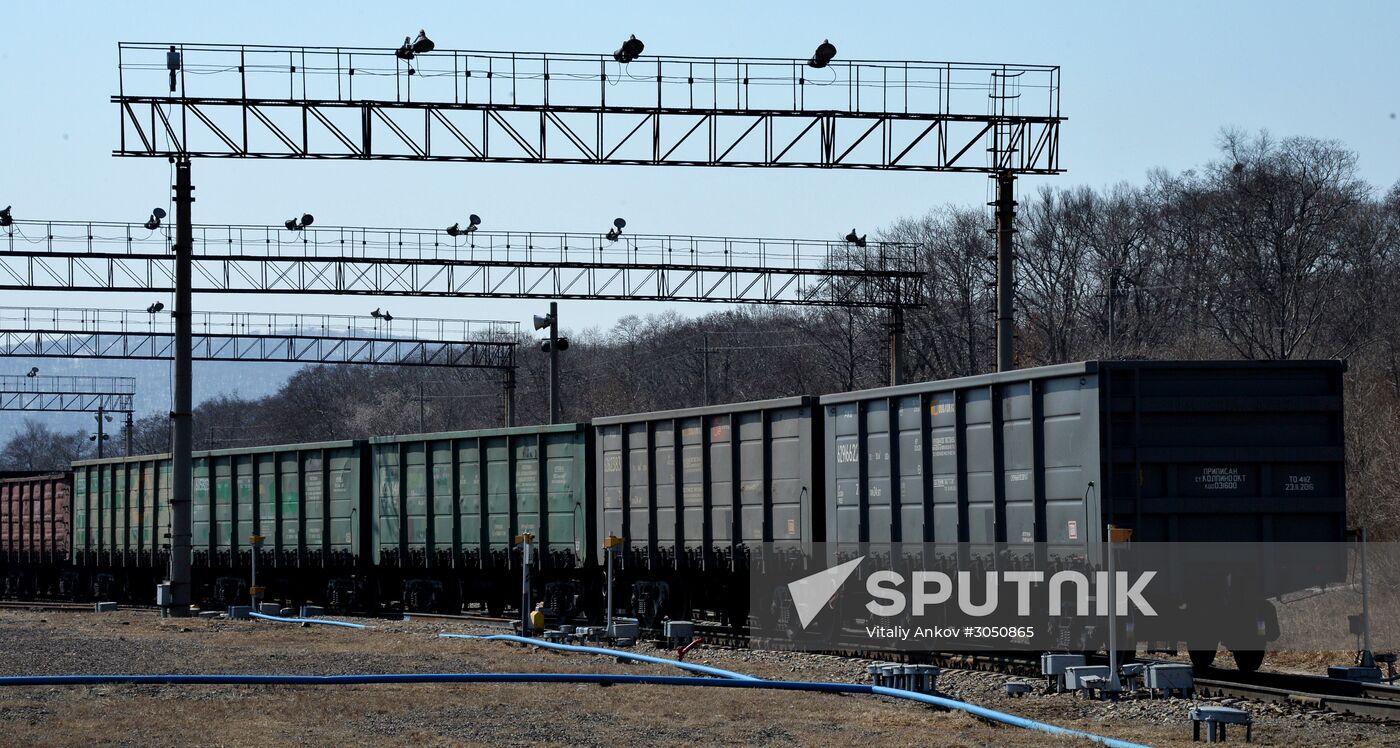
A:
95,406,106,459
169,155,194,615
888,307,905,386
701,332,711,405
503,365,516,427
993,171,1017,372
548,302,560,424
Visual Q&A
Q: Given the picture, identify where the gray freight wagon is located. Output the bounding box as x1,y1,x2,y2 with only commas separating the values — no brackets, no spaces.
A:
819,360,1347,670
593,396,824,626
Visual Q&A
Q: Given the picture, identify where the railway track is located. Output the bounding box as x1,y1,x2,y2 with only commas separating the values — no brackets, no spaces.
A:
0,600,115,612
1194,669,1400,721
686,623,1400,721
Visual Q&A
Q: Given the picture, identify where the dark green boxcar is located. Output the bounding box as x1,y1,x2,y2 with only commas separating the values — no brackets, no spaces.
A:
73,439,371,605
369,424,592,613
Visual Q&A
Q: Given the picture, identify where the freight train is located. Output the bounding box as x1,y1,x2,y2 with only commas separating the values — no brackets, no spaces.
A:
0,360,1349,671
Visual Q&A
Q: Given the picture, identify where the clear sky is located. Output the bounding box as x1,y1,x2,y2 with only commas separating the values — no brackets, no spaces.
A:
2,0,1397,335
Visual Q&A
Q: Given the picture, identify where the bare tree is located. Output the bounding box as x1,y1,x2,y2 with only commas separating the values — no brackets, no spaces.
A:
0,419,90,471
1199,130,1373,359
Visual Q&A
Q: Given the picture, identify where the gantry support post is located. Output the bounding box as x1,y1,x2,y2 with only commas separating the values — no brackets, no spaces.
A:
994,171,1017,372
169,155,194,615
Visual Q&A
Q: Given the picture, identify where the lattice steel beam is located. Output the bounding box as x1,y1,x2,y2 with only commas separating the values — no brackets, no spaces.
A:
113,43,1063,173
0,374,134,413
0,307,517,369
0,220,919,308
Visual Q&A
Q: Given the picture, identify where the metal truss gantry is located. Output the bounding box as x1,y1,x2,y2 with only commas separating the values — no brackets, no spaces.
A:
0,221,920,308
0,307,518,369
0,374,134,414
114,43,1062,173
1,374,136,457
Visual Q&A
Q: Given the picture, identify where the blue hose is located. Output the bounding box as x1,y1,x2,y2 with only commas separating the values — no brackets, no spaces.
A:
248,611,366,629
439,633,757,681
0,671,1148,748
439,634,1144,748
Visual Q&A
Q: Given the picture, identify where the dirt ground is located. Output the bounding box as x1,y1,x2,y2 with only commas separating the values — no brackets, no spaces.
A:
0,609,1394,747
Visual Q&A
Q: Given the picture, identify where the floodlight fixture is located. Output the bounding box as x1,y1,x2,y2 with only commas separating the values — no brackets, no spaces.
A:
446,213,482,237
808,40,837,69
0,206,11,227
146,301,165,314
395,36,415,61
845,229,867,248
605,217,627,242
284,213,314,231
371,308,383,319
26,367,38,377
613,35,644,64
412,30,435,55
145,207,167,231
532,314,553,331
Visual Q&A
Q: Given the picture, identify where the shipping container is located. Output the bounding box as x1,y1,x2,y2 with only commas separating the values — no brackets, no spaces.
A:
593,397,824,572
0,473,72,562
369,424,592,571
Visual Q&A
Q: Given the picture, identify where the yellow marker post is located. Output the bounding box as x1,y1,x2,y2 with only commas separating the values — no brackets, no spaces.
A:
604,535,625,632
248,535,267,611
1106,524,1133,692
516,533,535,635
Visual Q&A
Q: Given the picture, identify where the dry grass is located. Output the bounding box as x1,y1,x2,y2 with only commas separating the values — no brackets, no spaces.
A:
0,611,1087,747
0,610,1395,747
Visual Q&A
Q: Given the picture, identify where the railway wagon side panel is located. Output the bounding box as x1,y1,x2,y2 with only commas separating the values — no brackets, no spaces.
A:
594,396,822,571
0,474,72,562
823,364,1100,555
194,442,364,562
80,440,364,568
371,424,590,570
73,456,172,564
1101,361,1347,545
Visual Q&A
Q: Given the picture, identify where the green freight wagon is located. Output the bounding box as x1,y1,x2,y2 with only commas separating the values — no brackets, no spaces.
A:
72,454,172,601
191,440,370,608
73,439,372,608
369,423,592,615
